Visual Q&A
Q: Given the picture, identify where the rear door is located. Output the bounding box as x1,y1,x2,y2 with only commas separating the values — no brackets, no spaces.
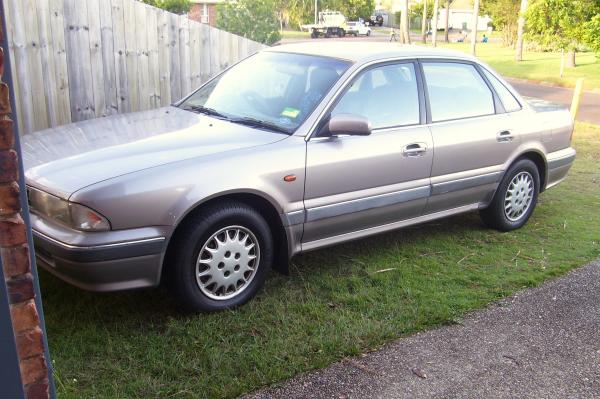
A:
421,60,520,214
302,61,433,249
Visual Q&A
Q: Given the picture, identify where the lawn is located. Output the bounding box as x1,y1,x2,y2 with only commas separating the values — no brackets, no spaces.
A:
44,123,600,398
437,42,600,90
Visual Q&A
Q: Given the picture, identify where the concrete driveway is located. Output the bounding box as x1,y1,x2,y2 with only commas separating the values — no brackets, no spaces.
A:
245,259,600,398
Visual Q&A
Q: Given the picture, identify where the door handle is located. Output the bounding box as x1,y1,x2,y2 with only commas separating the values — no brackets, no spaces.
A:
402,143,427,157
496,130,514,143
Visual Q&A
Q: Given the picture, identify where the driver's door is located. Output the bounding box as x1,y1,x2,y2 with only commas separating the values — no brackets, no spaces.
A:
302,61,433,248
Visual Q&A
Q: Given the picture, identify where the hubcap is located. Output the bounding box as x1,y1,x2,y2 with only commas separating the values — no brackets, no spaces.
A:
195,226,260,300
504,171,534,222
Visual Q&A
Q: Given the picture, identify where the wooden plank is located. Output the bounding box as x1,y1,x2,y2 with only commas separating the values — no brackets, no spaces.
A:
122,0,139,111
156,9,171,106
110,0,129,113
178,15,191,98
35,0,59,128
168,12,181,101
146,5,160,108
219,28,230,71
208,26,220,78
98,0,118,115
48,0,72,125
23,0,50,131
86,0,107,117
6,0,32,134
238,35,247,62
199,22,211,83
135,1,150,110
188,21,201,91
230,32,239,66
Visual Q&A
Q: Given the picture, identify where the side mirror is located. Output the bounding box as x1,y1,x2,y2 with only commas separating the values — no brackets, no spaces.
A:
324,113,372,137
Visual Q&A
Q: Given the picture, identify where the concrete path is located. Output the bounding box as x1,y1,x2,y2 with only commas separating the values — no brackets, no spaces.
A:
245,260,600,399
506,78,600,125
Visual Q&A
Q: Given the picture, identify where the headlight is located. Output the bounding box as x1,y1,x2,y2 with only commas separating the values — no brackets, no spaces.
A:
27,187,111,231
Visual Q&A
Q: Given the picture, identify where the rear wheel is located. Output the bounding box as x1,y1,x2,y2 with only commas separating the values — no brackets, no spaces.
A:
480,159,540,231
311,29,318,39
339,28,345,37
166,201,273,312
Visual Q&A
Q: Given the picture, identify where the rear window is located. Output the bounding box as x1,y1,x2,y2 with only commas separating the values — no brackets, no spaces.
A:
423,62,495,122
481,68,522,112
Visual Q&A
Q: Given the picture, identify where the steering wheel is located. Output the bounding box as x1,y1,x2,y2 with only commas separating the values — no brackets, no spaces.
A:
242,90,271,115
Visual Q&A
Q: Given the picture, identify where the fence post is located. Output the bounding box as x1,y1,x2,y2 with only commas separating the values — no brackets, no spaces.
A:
570,78,584,121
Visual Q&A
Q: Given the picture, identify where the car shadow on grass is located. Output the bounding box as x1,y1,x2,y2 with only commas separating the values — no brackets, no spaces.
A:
39,211,487,326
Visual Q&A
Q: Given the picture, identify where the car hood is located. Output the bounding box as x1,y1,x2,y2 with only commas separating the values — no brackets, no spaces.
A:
23,107,287,199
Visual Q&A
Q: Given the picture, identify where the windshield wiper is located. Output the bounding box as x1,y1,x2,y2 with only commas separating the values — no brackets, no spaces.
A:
182,105,229,119
229,117,291,134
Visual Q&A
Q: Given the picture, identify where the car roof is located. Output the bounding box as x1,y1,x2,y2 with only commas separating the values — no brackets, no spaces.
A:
266,42,477,64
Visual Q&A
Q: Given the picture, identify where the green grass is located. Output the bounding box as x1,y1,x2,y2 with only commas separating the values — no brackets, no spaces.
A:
44,124,600,398
436,42,600,90
280,30,310,39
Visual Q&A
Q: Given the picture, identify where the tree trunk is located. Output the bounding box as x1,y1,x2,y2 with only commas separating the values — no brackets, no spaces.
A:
402,0,411,44
421,0,428,43
432,0,439,47
515,0,528,61
567,50,576,68
470,0,480,56
444,0,450,42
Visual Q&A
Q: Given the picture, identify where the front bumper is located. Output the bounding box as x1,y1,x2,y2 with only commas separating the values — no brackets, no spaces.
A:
31,214,169,292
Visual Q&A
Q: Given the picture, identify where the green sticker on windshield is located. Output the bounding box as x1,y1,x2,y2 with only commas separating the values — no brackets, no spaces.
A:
281,107,300,119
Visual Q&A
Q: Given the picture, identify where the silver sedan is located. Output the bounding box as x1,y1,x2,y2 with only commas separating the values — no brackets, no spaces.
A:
23,42,575,311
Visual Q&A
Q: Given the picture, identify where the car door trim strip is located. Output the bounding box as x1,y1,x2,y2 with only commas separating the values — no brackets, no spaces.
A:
305,185,431,223
431,171,503,196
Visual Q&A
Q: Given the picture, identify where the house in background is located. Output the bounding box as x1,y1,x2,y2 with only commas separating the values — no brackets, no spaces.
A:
188,0,223,26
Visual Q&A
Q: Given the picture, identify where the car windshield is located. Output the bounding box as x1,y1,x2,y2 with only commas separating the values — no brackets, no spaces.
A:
179,52,351,134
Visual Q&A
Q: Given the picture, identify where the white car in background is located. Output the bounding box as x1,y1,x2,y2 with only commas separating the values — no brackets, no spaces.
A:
346,21,371,37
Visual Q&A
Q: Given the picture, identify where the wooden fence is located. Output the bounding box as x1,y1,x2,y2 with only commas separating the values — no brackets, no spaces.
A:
5,0,266,135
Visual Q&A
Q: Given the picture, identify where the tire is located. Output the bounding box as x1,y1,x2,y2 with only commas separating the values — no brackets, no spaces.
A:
479,158,540,232
366,30,371,36
166,200,273,312
325,29,331,38
311,30,318,39
339,29,345,37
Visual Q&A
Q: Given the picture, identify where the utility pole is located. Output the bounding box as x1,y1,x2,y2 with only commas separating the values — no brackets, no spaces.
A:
314,0,317,24
470,0,480,55
515,0,528,61
432,0,439,47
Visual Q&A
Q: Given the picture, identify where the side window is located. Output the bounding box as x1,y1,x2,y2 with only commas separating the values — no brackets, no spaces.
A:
423,62,495,122
331,63,420,129
481,68,522,112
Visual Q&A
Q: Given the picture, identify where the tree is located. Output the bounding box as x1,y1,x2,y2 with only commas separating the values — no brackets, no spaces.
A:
141,0,191,14
525,0,599,68
515,0,528,61
432,0,440,47
401,0,411,43
443,0,454,43
217,0,281,45
583,14,600,54
471,0,480,55
481,0,520,47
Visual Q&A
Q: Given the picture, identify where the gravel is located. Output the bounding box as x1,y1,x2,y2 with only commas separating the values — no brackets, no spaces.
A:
245,259,600,399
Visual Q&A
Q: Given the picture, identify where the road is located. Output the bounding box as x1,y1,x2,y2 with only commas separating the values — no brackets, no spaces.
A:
245,259,600,398
506,78,600,125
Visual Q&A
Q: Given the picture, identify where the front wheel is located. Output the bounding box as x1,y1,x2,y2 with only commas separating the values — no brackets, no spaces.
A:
166,201,273,312
480,159,540,231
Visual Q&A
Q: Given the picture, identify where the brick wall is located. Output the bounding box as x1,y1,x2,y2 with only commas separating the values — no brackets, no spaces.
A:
188,3,218,26
0,2,50,398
